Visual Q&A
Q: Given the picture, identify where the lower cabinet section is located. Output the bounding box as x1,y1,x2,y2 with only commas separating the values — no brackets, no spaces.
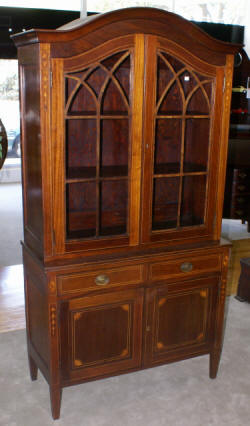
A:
60,288,144,382
60,276,219,383
23,244,229,420
143,276,218,366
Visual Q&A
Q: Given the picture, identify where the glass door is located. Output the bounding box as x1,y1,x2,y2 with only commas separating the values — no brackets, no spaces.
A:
64,50,131,242
142,38,217,243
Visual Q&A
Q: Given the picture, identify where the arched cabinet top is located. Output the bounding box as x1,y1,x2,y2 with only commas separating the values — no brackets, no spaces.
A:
12,7,242,66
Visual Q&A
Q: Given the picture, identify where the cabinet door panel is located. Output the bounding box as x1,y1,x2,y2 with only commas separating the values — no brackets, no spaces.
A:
144,276,218,366
60,288,143,382
141,36,219,243
53,35,144,253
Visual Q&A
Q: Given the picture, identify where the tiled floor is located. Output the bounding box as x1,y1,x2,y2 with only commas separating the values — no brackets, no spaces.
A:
0,264,25,333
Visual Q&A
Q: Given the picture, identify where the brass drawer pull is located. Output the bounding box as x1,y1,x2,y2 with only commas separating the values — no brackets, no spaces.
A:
237,185,246,191
95,274,110,286
180,262,193,272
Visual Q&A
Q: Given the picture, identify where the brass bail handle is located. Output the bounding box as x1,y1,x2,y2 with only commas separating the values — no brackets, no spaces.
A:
95,274,110,286
180,262,193,272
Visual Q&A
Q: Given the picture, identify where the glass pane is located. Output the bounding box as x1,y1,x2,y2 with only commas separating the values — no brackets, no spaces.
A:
179,70,198,98
101,119,128,177
66,78,96,116
157,52,184,115
157,55,174,103
203,82,213,101
160,52,184,73
85,66,107,98
66,119,97,179
66,182,96,239
114,56,130,102
152,177,180,230
102,79,128,114
186,86,210,115
154,119,182,174
158,81,183,115
100,52,130,115
184,119,210,173
100,180,128,236
180,175,206,227
101,51,126,70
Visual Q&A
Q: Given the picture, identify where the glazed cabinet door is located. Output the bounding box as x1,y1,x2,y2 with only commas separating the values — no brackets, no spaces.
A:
52,35,143,254
141,36,224,244
60,288,144,384
143,276,218,366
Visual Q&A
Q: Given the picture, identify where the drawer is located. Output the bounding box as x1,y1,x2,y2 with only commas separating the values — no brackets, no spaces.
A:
150,254,221,282
58,264,145,295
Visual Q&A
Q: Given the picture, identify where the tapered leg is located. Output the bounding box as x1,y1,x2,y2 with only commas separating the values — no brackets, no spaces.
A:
28,354,38,381
50,385,62,420
209,349,221,379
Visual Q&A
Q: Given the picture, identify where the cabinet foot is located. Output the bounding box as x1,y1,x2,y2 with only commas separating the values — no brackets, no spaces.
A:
209,350,221,379
28,355,38,381
50,385,62,420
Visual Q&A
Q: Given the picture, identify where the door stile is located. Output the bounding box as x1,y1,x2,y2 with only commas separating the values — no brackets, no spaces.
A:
140,35,157,243
51,58,66,254
214,55,234,240
129,34,145,246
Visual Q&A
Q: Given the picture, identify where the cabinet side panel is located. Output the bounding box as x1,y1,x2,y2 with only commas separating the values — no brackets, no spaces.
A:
26,274,49,366
19,44,44,254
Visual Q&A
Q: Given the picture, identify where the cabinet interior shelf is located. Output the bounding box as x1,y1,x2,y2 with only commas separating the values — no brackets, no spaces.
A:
154,163,207,175
67,226,127,240
66,113,129,119
156,114,210,119
66,165,128,181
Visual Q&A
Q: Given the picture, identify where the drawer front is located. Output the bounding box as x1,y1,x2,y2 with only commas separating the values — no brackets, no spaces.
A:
150,254,221,282
58,264,145,295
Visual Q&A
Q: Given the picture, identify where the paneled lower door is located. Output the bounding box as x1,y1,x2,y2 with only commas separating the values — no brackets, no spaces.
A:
60,288,144,382
143,276,218,366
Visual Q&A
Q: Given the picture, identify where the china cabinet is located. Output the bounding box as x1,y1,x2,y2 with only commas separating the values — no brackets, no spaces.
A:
12,8,240,419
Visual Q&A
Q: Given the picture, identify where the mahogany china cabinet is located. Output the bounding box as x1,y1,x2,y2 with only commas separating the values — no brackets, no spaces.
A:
12,8,241,419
